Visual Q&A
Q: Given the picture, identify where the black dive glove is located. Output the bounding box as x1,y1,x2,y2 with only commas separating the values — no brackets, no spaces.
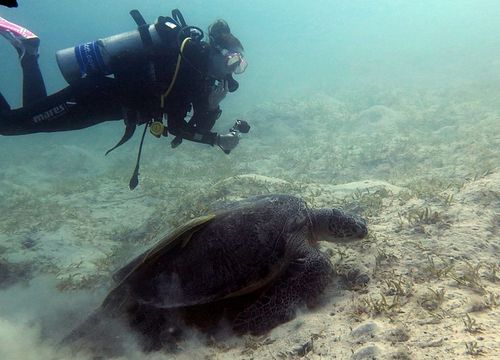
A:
216,131,240,154
216,120,250,154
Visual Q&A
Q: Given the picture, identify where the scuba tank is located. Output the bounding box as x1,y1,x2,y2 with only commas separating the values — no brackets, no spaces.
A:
55,9,203,84
56,24,164,83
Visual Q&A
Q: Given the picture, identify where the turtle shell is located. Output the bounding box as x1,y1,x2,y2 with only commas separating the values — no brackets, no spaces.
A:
103,194,312,312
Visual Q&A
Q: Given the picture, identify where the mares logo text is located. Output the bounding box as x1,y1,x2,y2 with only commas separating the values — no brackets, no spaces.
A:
32,102,74,123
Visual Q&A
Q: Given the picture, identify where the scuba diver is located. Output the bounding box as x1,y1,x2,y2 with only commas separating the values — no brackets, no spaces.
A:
0,9,250,188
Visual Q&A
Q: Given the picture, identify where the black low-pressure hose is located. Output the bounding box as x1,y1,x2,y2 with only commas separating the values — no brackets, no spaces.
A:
129,121,150,190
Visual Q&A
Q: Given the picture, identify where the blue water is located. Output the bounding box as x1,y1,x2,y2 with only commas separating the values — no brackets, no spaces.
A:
2,0,500,109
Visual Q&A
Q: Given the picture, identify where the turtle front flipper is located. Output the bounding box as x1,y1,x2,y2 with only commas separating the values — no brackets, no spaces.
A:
233,251,333,335
112,214,216,285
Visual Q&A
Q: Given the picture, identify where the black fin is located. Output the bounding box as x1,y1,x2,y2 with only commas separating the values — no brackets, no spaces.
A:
105,123,136,155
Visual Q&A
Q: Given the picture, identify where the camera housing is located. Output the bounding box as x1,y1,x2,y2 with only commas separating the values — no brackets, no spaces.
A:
232,119,250,133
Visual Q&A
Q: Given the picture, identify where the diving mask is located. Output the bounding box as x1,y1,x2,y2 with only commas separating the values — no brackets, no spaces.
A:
220,48,248,74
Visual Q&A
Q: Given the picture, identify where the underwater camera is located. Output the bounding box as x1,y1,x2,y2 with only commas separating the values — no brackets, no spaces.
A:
231,119,250,134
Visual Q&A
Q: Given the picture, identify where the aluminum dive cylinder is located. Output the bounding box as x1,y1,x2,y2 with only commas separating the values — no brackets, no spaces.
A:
55,23,173,84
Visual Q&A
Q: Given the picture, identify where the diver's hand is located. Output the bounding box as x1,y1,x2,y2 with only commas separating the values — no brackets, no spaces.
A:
208,80,228,110
216,131,240,154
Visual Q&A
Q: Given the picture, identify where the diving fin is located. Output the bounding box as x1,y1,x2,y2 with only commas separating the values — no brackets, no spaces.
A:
105,123,136,155
105,109,138,155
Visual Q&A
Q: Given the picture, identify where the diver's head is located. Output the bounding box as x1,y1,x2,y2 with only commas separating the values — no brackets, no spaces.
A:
207,20,247,80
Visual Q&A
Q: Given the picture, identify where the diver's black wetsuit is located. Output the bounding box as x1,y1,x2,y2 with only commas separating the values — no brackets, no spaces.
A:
0,39,222,146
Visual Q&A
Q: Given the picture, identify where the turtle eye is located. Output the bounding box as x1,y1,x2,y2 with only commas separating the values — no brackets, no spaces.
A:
335,215,367,239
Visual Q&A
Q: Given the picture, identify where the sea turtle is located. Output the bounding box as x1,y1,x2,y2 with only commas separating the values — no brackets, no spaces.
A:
65,194,368,351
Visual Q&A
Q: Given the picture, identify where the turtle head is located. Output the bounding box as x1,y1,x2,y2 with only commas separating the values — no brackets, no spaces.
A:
310,208,368,242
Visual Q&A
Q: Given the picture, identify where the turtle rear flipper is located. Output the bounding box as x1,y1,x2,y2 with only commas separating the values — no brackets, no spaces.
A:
61,307,134,355
233,251,333,335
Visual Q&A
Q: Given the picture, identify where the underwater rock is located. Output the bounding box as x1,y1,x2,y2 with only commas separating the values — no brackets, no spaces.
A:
382,326,410,343
351,344,383,360
350,322,380,344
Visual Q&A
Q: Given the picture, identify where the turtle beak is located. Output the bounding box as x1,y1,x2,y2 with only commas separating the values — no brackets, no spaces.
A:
338,211,368,241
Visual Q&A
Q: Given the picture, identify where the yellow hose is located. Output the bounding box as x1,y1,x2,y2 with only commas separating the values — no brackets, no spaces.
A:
160,37,191,109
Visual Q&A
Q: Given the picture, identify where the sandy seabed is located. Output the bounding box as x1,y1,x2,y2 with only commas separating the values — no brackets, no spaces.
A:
0,85,498,359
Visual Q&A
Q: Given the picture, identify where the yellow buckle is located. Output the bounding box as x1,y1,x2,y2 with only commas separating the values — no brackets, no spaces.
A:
150,121,165,138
